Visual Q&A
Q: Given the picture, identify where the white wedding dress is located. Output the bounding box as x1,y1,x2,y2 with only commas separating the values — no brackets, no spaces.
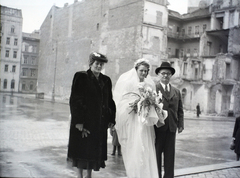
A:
114,68,166,178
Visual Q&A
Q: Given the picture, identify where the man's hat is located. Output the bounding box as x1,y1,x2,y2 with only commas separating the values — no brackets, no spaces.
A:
155,62,175,75
89,52,108,65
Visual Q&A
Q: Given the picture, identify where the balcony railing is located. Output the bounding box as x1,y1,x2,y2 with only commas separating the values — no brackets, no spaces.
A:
167,32,203,40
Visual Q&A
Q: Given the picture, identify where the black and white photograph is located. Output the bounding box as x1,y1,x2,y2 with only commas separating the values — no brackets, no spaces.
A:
0,0,240,177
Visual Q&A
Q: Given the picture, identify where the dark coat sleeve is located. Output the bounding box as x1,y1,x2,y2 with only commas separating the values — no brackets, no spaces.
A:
177,89,184,129
233,117,240,138
107,78,116,125
69,72,87,126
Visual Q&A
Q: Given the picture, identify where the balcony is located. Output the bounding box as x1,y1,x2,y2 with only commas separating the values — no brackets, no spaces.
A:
167,32,203,40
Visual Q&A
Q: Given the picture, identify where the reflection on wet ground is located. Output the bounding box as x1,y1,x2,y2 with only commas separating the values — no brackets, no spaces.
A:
0,93,237,177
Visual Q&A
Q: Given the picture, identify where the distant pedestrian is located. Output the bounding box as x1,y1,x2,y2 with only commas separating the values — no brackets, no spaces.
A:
110,126,122,156
67,52,116,178
232,116,240,161
196,103,201,117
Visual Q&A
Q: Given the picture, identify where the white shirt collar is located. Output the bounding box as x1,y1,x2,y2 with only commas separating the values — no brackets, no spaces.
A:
160,82,170,91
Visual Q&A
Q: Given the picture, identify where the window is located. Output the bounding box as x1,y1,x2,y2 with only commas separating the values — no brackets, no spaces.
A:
207,41,212,55
22,68,28,76
29,46,33,52
11,79,15,89
14,39,18,45
4,65,8,72
12,65,16,72
168,48,171,55
13,51,17,58
180,49,184,57
181,29,185,37
226,63,231,79
188,26,192,35
25,45,29,52
187,49,191,57
33,46,37,53
5,50,9,57
22,83,26,90
203,24,207,32
6,37,10,45
30,82,34,90
11,25,15,33
195,26,199,35
4,79,7,89
30,69,36,77
23,56,28,64
176,26,180,33
183,63,187,75
195,68,199,79
31,57,36,64
194,48,198,56
96,23,99,31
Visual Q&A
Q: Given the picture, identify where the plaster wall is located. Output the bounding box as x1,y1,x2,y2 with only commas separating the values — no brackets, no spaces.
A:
228,27,240,55
143,1,168,27
38,0,109,99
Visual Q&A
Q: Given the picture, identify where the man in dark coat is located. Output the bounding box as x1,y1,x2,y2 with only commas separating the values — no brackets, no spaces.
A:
232,116,240,161
67,52,116,178
154,62,184,178
196,103,201,117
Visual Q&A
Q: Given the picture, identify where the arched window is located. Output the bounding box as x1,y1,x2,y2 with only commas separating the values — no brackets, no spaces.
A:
4,79,7,89
11,79,15,89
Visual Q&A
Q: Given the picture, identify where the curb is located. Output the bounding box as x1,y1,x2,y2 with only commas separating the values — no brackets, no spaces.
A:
175,161,240,177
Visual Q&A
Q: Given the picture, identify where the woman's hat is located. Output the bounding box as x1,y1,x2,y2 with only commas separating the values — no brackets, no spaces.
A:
89,52,108,65
155,62,175,75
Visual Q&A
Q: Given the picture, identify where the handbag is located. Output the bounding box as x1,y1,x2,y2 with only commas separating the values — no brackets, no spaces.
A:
230,139,235,150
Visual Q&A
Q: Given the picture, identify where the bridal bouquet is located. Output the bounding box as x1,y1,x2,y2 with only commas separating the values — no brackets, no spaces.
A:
129,82,164,117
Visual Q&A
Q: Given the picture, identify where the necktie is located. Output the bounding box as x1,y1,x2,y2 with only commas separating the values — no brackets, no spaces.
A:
165,84,169,97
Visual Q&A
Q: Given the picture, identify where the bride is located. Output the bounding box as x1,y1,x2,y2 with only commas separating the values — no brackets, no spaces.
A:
114,58,167,178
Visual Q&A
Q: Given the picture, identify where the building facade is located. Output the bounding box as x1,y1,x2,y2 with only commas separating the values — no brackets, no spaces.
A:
37,0,240,115
166,0,240,115
19,31,40,93
38,0,169,100
0,6,23,93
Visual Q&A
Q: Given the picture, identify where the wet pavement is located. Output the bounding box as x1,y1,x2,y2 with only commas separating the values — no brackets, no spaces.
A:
0,92,239,177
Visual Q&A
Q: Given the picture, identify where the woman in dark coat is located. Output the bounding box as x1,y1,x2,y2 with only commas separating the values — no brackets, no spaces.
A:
67,52,116,178
232,116,240,161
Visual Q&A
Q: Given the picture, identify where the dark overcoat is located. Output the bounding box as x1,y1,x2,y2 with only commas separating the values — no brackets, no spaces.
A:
233,116,240,154
154,83,184,177
155,83,184,133
67,69,116,167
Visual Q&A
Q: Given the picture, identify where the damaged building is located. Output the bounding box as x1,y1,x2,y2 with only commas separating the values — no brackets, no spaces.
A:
167,0,240,115
37,0,169,100
37,0,240,115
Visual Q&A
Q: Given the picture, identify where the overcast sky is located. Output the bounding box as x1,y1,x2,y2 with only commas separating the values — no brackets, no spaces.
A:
1,0,188,33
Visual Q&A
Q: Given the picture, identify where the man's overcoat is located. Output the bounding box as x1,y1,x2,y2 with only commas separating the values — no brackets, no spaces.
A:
67,69,116,168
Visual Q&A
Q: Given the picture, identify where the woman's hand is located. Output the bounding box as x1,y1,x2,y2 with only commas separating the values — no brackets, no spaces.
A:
76,124,90,138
